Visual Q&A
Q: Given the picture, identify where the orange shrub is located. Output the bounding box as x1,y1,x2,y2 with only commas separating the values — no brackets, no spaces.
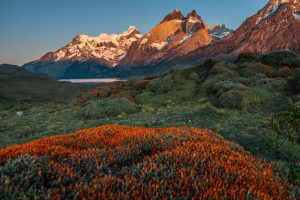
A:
0,125,292,199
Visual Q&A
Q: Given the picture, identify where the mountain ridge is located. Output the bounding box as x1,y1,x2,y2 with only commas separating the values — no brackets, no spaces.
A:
23,0,300,78
118,9,213,68
160,0,300,69
38,26,142,67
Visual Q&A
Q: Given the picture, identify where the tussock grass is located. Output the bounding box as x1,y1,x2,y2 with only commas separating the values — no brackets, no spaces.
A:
81,98,137,119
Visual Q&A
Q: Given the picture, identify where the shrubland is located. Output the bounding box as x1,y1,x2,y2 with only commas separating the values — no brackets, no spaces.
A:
0,125,293,199
1,50,300,190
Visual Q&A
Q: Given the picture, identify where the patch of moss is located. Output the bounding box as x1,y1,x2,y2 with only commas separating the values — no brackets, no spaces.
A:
81,98,137,119
137,73,198,106
238,62,273,77
218,86,272,109
209,64,240,78
254,78,287,91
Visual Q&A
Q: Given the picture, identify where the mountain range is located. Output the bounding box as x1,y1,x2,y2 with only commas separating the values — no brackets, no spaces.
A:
23,0,300,78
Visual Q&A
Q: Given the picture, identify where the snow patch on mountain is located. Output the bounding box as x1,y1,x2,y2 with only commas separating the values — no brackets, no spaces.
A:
150,42,167,50
256,0,297,24
180,31,194,43
210,31,230,39
208,24,233,40
166,35,174,44
140,38,149,45
294,12,300,19
261,3,283,20
187,17,201,23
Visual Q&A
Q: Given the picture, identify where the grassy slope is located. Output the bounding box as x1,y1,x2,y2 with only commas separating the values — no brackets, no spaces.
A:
0,64,87,103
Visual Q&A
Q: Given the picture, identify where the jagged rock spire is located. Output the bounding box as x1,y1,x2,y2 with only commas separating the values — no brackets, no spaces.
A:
161,9,184,23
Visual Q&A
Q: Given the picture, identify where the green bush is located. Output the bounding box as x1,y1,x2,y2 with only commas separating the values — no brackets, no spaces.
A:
219,86,272,109
272,66,294,78
236,132,300,163
237,52,258,63
289,166,300,186
235,132,300,186
247,88,273,104
136,92,174,106
230,77,254,86
212,81,245,97
212,61,239,71
188,72,200,82
201,62,240,96
259,50,300,68
254,78,287,91
238,62,273,77
199,102,225,116
127,80,149,91
191,58,219,79
136,92,163,106
271,96,300,143
289,68,300,93
147,75,174,94
174,68,193,79
136,79,198,106
202,76,224,94
209,65,240,78
137,72,199,106
81,98,137,119
172,73,198,92
218,86,251,109
202,58,220,69
202,75,246,96
136,92,154,104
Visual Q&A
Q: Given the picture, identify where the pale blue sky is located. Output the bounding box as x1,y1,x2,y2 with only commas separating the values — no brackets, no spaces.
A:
0,0,268,65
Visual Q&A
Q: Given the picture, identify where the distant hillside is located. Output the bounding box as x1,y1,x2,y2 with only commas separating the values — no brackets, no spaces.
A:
0,64,85,103
0,64,38,77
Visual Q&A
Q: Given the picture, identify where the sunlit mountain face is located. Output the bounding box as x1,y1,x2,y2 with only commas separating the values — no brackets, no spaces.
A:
21,0,300,79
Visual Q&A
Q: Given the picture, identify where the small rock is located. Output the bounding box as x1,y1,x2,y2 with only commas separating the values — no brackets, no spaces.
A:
16,111,24,117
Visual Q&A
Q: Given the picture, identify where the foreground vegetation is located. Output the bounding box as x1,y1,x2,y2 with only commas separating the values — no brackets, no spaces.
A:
0,125,293,199
0,50,300,195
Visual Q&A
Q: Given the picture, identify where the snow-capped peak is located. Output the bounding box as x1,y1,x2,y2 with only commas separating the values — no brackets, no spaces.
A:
208,24,233,40
266,0,300,13
161,9,184,23
127,26,138,33
186,10,202,23
256,0,300,24
40,26,143,67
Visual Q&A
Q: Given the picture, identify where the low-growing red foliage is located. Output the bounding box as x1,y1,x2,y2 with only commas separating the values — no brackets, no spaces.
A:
0,125,292,199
